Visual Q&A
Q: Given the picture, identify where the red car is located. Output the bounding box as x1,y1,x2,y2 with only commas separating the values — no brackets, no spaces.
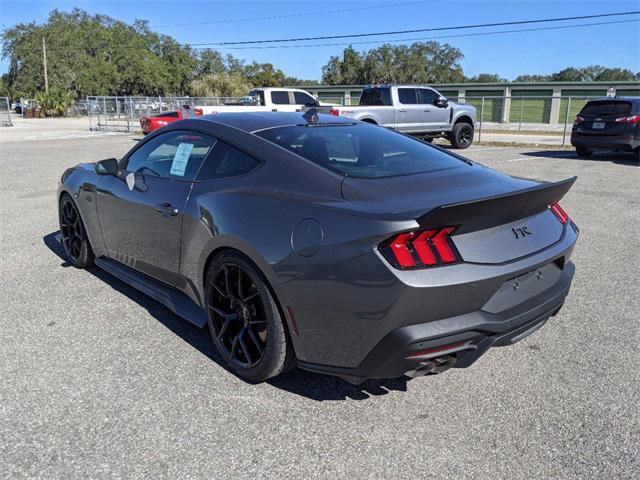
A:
140,107,203,134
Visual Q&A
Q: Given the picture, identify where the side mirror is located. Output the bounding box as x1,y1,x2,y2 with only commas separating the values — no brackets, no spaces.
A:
434,97,448,108
96,158,120,176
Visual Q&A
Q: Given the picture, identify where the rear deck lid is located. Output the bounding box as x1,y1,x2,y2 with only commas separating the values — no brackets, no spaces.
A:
343,167,576,265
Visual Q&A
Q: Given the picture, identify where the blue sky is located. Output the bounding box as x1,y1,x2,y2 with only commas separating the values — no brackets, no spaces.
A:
1,0,639,80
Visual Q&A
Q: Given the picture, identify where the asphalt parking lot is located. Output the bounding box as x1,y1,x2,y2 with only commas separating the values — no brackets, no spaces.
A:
1,131,639,479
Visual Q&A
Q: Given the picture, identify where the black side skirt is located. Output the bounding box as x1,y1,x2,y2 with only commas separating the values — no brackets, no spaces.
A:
95,257,207,328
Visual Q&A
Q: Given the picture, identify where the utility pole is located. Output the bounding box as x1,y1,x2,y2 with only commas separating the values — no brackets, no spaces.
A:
42,37,49,93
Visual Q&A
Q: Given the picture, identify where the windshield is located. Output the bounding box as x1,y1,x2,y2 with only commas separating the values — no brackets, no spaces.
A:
256,123,467,178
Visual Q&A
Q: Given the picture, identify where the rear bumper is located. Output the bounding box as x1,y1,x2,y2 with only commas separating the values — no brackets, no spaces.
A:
571,132,639,151
298,261,573,383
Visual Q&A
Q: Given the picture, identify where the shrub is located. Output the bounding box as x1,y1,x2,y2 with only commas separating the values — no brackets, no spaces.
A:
35,87,75,117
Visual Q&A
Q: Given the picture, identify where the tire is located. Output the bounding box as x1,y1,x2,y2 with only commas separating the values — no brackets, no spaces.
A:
205,251,295,382
423,137,434,144
59,193,94,268
576,146,592,158
633,148,640,162
449,122,474,149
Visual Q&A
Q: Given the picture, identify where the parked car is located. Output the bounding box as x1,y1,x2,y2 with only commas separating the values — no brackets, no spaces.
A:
57,111,577,384
310,85,477,149
11,100,23,114
140,106,203,134
571,97,640,161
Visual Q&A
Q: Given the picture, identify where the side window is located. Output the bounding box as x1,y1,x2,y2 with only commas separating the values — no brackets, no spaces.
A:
125,130,216,181
197,141,260,180
271,91,291,105
419,89,439,105
398,88,418,105
293,91,316,106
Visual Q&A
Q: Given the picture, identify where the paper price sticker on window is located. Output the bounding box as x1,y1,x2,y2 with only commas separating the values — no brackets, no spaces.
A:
170,143,194,177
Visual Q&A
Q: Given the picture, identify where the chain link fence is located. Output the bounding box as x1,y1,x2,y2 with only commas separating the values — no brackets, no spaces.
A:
86,95,243,132
1,97,13,127
80,93,617,145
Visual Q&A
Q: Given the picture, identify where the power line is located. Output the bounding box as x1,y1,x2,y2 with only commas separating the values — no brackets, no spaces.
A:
151,1,433,28
187,11,640,46
211,19,640,50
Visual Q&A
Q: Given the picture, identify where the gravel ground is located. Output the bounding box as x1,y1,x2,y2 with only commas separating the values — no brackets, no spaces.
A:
0,133,638,479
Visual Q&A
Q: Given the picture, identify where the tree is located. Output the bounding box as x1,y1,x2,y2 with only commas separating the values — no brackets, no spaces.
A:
189,73,252,98
242,62,285,87
468,73,506,83
513,74,550,82
1,8,197,97
321,42,464,85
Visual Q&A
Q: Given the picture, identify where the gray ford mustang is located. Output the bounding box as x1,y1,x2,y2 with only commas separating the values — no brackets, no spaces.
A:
57,111,578,384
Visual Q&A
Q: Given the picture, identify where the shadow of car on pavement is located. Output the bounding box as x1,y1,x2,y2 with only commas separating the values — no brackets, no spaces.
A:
43,231,409,401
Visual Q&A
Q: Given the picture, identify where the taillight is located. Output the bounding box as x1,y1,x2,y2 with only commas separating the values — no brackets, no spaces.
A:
614,114,640,124
194,108,203,116
329,108,340,116
380,226,462,269
549,202,569,224
573,115,585,125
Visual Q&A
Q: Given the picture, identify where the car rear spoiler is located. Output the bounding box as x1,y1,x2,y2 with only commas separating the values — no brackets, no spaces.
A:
417,176,576,233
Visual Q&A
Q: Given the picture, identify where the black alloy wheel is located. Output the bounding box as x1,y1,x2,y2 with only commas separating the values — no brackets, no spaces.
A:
205,252,294,381
451,122,473,149
59,194,93,267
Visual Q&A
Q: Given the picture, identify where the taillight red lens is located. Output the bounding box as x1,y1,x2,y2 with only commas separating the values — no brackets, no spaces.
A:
195,108,203,116
614,114,640,124
389,232,416,268
412,230,438,266
550,202,569,224
574,115,585,125
329,108,340,116
381,226,461,269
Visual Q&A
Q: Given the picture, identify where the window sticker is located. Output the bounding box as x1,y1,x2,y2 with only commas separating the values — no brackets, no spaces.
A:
170,143,194,176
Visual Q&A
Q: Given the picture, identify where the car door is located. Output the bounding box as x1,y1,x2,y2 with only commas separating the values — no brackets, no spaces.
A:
395,88,424,133
96,130,216,286
419,88,450,131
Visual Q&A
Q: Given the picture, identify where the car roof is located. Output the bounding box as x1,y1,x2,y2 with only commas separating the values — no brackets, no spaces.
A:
196,111,355,133
586,96,639,102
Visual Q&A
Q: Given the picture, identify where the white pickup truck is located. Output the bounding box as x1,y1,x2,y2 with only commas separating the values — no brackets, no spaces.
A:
198,88,328,115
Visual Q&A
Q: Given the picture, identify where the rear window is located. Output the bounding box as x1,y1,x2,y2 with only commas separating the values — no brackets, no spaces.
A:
360,88,392,106
580,101,632,116
256,123,466,178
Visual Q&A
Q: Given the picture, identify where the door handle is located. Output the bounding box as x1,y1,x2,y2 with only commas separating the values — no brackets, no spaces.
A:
155,202,179,216
398,108,407,112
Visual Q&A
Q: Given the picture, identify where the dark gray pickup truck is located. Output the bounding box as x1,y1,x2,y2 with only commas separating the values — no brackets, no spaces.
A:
315,85,477,149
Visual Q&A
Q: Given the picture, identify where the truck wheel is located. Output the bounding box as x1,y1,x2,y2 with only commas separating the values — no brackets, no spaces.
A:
450,122,473,149
576,147,592,158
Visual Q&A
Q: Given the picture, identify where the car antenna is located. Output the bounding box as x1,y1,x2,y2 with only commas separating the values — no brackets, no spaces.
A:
302,108,319,125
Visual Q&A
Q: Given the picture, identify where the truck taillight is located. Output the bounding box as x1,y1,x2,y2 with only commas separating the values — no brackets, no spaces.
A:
549,202,569,224
194,108,203,116
614,114,640,124
329,108,340,116
380,226,461,269
573,115,585,125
